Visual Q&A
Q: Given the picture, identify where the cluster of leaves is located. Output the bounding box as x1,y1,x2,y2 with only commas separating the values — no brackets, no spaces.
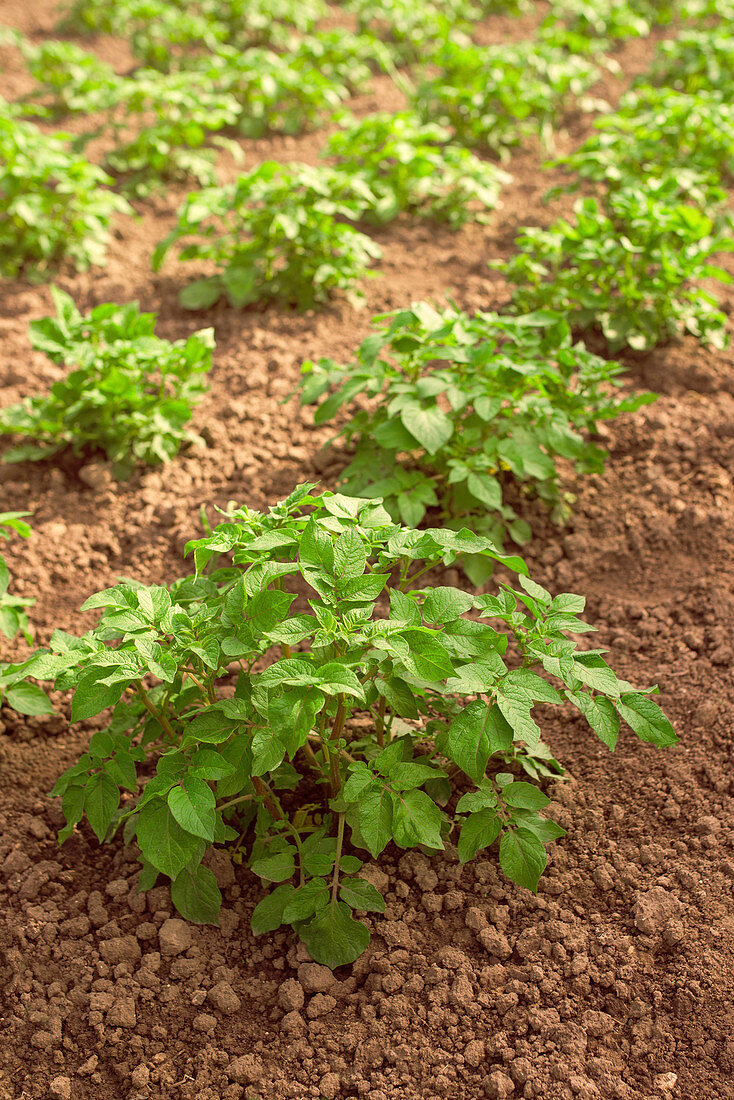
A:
342,0,473,62
497,179,734,351
0,288,214,475
21,487,675,965
0,512,34,645
14,38,122,118
152,162,381,311
0,513,54,720
539,0,675,54
0,111,130,279
323,111,511,228
645,30,734,96
411,42,601,158
297,304,652,580
59,0,328,66
548,87,734,213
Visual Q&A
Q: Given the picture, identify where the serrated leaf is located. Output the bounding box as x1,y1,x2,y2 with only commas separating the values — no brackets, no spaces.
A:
391,788,444,849
616,692,677,747
340,876,386,913
502,781,550,811
84,772,120,842
167,776,216,841
137,800,204,879
251,883,296,935
357,785,394,858
171,863,221,925
499,827,547,892
458,808,503,864
300,899,370,968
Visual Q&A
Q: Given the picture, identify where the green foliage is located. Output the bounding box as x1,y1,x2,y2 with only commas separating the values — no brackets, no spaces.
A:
59,0,328,66
497,181,734,351
411,42,601,157
297,304,652,577
0,288,214,474
152,162,381,311
324,111,511,228
101,69,242,196
342,0,527,61
0,112,130,280
540,0,673,53
24,487,675,964
0,512,34,644
17,38,121,117
645,30,734,96
548,88,734,211
343,0,472,62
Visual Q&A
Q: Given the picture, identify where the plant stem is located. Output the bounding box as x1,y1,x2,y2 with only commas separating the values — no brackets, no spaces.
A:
375,695,386,748
331,812,345,904
217,792,255,813
136,684,177,741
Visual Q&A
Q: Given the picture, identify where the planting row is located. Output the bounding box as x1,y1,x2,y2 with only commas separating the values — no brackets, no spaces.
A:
2,1,731,965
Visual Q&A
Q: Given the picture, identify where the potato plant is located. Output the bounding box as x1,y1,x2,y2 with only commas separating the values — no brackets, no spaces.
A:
548,88,734,212
411,42,601,157
59,0,328,66
645,30,734,96
152,163,381,311
22,487,676,966
0,112,130,279
0,512,34,645
0,288,214,475
297,304,653,582
324,112,511,228
497,181,734,351
0,513,53,719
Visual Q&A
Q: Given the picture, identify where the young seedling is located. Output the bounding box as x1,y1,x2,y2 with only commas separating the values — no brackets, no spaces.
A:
324,111,511,228
0,287,214,475
21,487,675,966
152,162,381,311
0,111,130,279
497,180,734,351
0,513,53,718
411,41,602,157
297,303,654,582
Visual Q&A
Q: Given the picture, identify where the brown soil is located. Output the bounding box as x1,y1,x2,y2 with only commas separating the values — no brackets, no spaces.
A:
1,4,733,1099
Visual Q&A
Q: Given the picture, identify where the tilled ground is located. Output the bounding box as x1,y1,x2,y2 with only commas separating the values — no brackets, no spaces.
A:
1,3,734,1099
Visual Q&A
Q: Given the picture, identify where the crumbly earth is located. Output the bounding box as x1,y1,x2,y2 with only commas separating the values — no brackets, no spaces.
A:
1,3,733,1099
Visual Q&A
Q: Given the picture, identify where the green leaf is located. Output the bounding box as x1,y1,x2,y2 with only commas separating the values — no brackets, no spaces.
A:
167,776,216,841
251,883,296,935
314,662,365,700
421,587,474,624
502,781,550,811
387,761,443,791
179,277,222,310
357,785,394,858
616,692,677,747
171,863,221,925
391,788,444,849
184,708,235,744
71,669,129,722
458,808,503,864
189,749,236,781
447,700,495,782
568,691,619,750
137,800,204,880
499,827,547,892
282,878,329,924
250,849,296,883
83,772,120,842
300,900,370,968
4,681,54,716
401,402,453,455
340,876,386,913
333,529,367,581
399,631,455,682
